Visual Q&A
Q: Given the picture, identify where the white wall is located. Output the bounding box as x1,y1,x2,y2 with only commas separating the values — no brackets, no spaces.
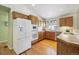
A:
77,11,79,29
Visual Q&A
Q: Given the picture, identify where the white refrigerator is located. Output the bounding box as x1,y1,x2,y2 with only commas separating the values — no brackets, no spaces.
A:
13,18,32,54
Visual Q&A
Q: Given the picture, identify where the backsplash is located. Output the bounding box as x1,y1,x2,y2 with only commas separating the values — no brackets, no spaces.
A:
59,26,73,33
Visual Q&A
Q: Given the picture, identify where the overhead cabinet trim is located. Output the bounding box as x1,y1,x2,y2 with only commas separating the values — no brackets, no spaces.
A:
12,11,29,19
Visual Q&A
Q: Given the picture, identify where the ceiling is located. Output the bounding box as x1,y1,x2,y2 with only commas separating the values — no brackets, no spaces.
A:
3,4,79,19
26,4,79,19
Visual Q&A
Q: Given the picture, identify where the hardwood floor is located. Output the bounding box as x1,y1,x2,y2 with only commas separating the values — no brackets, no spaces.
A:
23,39,57,55
0,43,16,55
0,39,57,55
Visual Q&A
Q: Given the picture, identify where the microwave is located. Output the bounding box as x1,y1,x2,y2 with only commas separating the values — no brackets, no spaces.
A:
32,25,38,30
33,26,36,29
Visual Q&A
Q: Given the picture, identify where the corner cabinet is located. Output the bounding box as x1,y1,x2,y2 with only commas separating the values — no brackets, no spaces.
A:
32,31,56,44
59,16,73,27
38,32,45,40
45,31,56,41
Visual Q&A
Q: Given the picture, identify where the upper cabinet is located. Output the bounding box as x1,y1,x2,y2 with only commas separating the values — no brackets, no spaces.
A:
39,20,45,27
28,15,39,25
59,16,73,27
66,17,73,27
59,18,66,26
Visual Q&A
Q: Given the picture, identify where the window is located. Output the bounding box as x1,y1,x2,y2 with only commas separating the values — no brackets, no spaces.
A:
47,20,58,31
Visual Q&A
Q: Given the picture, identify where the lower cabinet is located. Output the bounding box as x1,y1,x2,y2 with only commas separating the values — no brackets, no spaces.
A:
38,32,45,40
57,39,79,55
38,31,56,41
32,32,45,44
32,31,56,44
45,31,56,40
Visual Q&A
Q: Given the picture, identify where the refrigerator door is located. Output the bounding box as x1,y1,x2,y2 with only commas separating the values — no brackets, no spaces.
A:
25,19,32,49
13,18,32,54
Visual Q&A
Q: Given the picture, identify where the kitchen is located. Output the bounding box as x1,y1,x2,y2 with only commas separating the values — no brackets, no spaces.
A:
28,5,79,55
0,5,57,55
0,4,79,55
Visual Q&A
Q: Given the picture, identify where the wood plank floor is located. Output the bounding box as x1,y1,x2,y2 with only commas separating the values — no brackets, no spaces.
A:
0,43,16,55
26,39,57,55
0,39,57,55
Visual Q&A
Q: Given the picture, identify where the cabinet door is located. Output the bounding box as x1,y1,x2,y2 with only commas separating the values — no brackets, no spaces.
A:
38,32,41,40
66,17,73,27
59,16,73,27
38,32,44,40
49,32,55,40
45,31,49,39
29,15,39,25
45,31,55,40
59,18,66,26
31,16,36,24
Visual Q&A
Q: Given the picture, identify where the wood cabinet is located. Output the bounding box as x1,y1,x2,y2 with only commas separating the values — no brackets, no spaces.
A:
59,18,66,26
45,31,50,39
38,31,56,41
28,15,39,25
57,39,79,55
45,31,55,40
32,32,45,44
38,32,45,40
49,32,55,40
32,31,56,44
12,11,28,19
66,17,73,27
59,16,73,27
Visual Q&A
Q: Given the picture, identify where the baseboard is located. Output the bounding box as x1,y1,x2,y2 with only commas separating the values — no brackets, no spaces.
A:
8,45,12,50
0,40,12,50
7,44,13,50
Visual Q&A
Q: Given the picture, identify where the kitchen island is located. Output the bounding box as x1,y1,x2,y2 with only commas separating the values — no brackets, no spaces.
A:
57,32,79,55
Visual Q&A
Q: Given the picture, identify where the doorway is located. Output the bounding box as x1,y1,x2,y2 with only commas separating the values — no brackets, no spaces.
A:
0,5,10,44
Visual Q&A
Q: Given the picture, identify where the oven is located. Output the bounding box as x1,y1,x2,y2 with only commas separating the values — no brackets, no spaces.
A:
32,25,38,41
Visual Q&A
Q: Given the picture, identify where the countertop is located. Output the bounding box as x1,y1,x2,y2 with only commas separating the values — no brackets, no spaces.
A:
38,30,57,32
57,32,79,45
